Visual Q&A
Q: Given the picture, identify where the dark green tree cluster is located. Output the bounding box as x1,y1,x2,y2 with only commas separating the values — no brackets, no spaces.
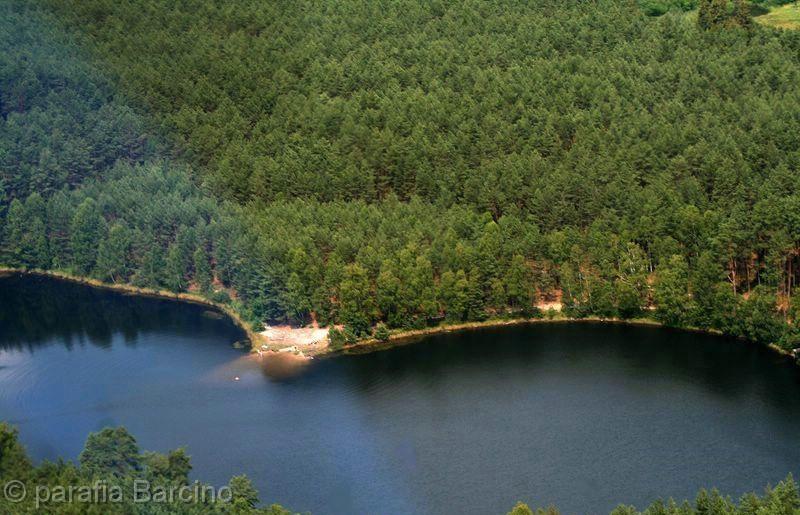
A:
508,474,800,514
1,162,228,293
2,0,800,352
30,0,800,349
639,0,699,17
0,2,149,202
42,0,796,211
0,423,291,514
0,2,256,324
698,0,755,29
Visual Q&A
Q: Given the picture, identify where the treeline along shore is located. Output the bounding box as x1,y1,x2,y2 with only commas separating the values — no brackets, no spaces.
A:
2,1,800,362
0,267,261,346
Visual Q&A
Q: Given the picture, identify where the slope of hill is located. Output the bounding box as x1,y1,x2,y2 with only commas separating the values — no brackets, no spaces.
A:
2,0,800,351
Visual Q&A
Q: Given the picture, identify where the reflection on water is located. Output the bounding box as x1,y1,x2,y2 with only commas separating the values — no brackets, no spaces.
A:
0,274,243,352
1,274,800,515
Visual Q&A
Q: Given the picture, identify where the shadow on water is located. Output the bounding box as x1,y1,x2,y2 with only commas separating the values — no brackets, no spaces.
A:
0,273,244,352
306,322,800,416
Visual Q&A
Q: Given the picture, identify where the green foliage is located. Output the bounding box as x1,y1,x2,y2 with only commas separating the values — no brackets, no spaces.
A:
328,327,347,350
0,2,149,200
338,264,377,336
142,448,191,484
2,195,49,268
228,475,262,512
513,476,800,514
734,0,754,27
654,255,692,327
508,502,535,515
0,424,291,514
616,280,643,319
328,326,358,349
739,287,784,344
699,0,755,28
374,322,391,342
165,242,188,292
95,224,131,282
79,427,141,478
690,252,725,328
639,0,698,16
194,245,213,293
1,0,799,349
70,198,105,274
508,503,560,515
0,423,32,479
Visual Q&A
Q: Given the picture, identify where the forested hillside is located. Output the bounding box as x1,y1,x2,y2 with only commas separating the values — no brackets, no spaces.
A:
0,2,264,322
2,0,800,351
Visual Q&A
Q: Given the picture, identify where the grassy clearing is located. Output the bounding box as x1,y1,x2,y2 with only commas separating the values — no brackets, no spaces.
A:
756,3,800,29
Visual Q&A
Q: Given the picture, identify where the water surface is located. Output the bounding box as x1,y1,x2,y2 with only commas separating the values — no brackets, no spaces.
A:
1,274,799,514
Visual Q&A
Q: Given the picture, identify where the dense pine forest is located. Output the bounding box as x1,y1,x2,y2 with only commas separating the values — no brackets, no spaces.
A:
2,1,800,513
2,0,800,352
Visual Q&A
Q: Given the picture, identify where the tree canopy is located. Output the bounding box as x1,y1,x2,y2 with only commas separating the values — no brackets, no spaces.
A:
2,0,800,347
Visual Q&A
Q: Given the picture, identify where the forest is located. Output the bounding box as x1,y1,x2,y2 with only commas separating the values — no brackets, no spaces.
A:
2,1,800,513
2,0,800,352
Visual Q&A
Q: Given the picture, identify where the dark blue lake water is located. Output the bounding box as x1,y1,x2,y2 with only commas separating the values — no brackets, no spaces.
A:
1,273,799,514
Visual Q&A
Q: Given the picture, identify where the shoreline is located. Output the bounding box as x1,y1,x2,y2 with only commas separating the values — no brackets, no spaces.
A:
0,267,262,347
334,315,799,364
2,267,795,366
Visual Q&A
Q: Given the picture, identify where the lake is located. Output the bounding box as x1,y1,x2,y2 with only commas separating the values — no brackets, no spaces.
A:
1,273,799,514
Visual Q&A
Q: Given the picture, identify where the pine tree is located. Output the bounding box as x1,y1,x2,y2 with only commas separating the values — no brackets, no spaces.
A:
2,199,27,267
698,0,714,30
698,0,729,29
691,252,724,328
0,176,7,219
26,216,50,269
338,264,375,336
165,243,187,292
70,198,105,275
2,197,49,268
193,245,212,293
95,224,131,283
733,0,752,28
466,267,486,321
654,255,692,327
137,241,166,288
709,0,729,28
46,191,74,268
506,254,533,309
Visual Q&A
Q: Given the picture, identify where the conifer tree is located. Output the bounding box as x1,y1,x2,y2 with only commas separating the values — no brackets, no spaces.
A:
95,224,131,283
70,198,105,275
733,0,752,28
193,245,212,293
165,243,187,292
3,199,26,266
654,255,692,327
698,0,714,30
